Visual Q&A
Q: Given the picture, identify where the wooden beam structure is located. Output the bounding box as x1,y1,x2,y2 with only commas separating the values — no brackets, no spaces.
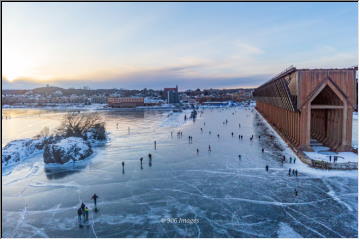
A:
253,67,357,152
311,105,344,109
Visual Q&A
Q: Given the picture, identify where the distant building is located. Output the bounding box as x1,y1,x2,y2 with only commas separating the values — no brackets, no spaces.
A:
203,101,229,106
108,97,144,108
163,86,179,104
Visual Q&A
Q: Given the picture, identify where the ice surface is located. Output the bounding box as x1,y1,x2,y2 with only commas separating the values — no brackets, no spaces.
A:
2,106,358,238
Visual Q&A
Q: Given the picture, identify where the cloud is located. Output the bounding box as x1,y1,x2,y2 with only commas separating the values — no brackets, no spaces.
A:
2,64,270,90
234,42,264,55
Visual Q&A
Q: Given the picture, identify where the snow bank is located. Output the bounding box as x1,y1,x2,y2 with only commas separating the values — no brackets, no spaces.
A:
160,109,193,128
256,109,358,177
353,112,358,120
304,151,358,163
2,138,45,167
43,137,93,164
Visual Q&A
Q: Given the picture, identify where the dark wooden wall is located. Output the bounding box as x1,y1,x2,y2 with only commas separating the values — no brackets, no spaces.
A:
256,101,302,147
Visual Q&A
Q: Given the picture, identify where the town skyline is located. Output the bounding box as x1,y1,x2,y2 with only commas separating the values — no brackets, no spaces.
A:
2,2,358,90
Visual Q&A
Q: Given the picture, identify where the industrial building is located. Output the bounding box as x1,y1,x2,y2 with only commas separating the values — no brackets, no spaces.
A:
163,86,179,104
107,97,144,108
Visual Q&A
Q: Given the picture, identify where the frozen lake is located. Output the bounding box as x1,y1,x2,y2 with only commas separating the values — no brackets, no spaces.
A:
2,107,358,237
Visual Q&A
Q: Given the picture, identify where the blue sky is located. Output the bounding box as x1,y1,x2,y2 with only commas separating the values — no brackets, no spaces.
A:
2,2,358,90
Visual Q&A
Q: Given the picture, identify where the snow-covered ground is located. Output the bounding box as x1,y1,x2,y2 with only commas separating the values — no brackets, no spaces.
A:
304,151,357,163
352,112,358,149
2,106,358,238
302,138,358,164
2,138,45,168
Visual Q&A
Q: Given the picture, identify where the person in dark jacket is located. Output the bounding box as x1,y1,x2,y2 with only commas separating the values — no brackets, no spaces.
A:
84,206,89,221
81,202,85,211
91,194,99,207
77,208,83,222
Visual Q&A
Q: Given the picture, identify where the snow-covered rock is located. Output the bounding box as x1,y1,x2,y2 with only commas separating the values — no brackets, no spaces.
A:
2,138,45,167
85,125,107,145
43,137,93,164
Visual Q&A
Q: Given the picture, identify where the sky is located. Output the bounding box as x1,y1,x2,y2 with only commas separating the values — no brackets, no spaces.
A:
2,2,358,90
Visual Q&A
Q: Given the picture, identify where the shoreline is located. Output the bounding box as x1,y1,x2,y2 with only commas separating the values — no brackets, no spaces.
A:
255,109,358,170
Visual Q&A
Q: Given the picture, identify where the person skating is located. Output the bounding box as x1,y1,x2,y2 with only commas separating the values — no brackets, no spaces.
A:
154,141,157,149
265,165,269,172
231,132,234,137
196,148,199,154
238,154,241,160
208,145,211,152
84,206,89,221
217,134,220,138
81,202,85,211
262,148,264,153
288,168,291,176
77,208,83,222
140,157,144,167
295,169,298,177
294,189,298,196
148,154,152,160
292,169,295,176
91,194,99,208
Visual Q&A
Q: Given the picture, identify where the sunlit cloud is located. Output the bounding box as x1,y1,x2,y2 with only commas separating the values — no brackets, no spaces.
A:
2,2,357,89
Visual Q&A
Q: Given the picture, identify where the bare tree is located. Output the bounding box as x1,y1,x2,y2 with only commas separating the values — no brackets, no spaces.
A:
58,112,105,138
39,126,50,138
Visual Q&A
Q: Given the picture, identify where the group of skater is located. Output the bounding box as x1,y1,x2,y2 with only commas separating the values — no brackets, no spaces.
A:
77,194,99,225
139,153,153,169
288,168,298,176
